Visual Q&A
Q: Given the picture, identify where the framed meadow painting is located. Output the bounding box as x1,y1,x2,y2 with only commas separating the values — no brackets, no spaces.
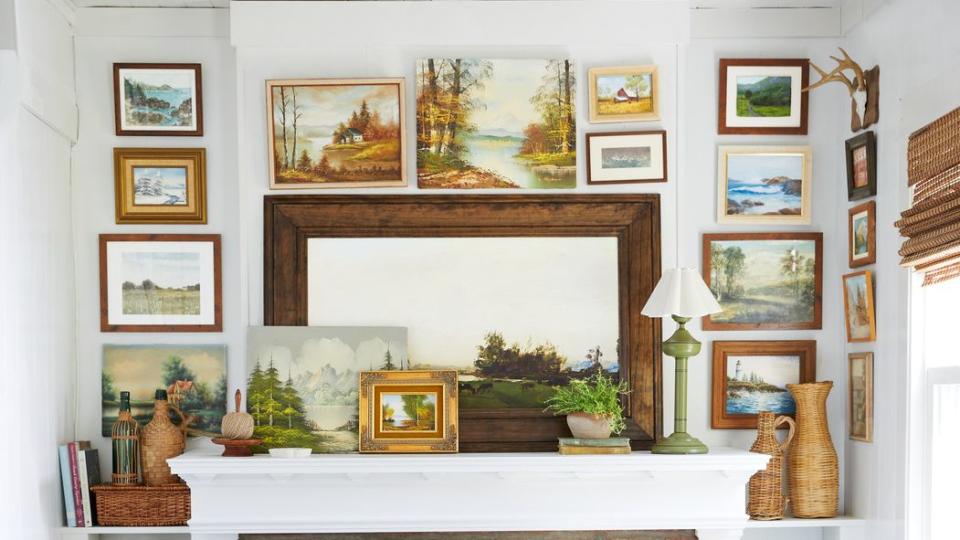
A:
717,146,811,224
718,59,809,135
849,352,874,442
266,78,405,189
849,200,876,267
416,59,576,189
114,63,202,136
712,340,816,429
99,234,221,332
843,270,877,342
586,131,667,184
587,65,659,123
703,232,823,331
359,370,458,453
846,131,877,200
113,147,206,224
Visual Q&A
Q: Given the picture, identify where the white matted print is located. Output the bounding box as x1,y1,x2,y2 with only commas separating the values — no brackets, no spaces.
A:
586,131,667,184
114,64,201,135
719,60,808,135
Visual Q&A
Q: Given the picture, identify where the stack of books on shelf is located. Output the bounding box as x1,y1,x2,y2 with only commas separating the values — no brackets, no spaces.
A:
558,437,632,455
58,441,101,527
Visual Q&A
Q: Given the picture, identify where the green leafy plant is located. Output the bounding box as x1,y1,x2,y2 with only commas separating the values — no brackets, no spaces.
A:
544,372,630,434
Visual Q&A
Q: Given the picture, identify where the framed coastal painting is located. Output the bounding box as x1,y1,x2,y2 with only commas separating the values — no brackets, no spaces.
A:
586,131,667,184
359,370,458,453
266,78,405,189
717,146,812,224
587,65,659,123
849,352,874,442
843,270,877,342
99,234,221,332
703,232,823,330
102,344,227,436
849,200,876,267
113,147,206,224
712,341,816,429
718,59,809,135
114,63,202,136
846,131,877,200
416,59,576,189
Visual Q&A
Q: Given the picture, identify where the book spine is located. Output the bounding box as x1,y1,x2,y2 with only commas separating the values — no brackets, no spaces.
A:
67,442,84,527
77,448,93,527
58,445,76,527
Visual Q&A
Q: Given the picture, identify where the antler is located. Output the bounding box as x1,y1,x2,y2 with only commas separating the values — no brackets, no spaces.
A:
803,47,866,95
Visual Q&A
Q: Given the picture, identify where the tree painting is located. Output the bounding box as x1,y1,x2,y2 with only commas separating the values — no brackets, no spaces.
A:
416,58,576,189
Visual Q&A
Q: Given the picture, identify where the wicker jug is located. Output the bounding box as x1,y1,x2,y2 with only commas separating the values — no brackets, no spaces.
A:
786,382,838,518
141,389,187,486
748,411,796,520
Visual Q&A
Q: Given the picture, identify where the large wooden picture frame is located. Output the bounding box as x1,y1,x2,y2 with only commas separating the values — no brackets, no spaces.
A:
264,195,662,452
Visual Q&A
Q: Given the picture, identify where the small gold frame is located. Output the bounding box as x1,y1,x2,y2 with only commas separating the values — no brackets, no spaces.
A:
359,370,458,453
113,147,206,224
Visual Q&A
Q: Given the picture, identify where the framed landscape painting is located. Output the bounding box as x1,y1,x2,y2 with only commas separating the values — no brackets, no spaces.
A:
717,146,812,224
846,131,877,200
718,59,809,135
843,270,877,342
849,352,874,442
266,78,405,189
586,131,667,184
114,63,202,136
99,234,221,332
587,65,659,123
358,370,458,453
416,59,576,189
712,341,816,429
113,147,206,224
702,232,823,330
849,200,876,267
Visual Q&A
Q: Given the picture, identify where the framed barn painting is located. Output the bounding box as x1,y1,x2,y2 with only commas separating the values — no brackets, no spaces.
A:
843,270,877,342
114,63,202,136
113,147,206,224
586,131,667,184
266,78,406,189
716,146,812,224
849,352,874,442
587,65,659,123
846,131,877,200
848,200,876,268
718,59,809,135
359,370,459,453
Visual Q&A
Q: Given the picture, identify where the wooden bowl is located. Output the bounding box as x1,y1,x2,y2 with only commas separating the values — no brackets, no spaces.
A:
211,438,262,457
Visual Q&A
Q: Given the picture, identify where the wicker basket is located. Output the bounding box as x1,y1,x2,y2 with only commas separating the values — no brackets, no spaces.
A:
786,381,839,518
90,483,190,526
747,412,796,520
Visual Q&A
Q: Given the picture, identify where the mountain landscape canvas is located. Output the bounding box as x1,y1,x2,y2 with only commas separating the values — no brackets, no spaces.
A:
736,76,791,117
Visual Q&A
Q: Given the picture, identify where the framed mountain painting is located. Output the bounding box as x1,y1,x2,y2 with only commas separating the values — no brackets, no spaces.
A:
718,59,809,135
114,63,202,136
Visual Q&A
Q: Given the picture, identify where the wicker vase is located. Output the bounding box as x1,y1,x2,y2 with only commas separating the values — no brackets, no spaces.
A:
748,411,796,520
111,391,142,485
141,390,186,486
786,381,838,518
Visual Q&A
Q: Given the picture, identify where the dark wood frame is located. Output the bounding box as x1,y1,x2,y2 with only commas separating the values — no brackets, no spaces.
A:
842,270,877,343
717,58,810,135
702,232,823,331
848,352,874,442
846,131,877,200
585,131,668,184
113,63,203,137
848,200,876,268
113,147,207,224
264,195,662,452
99,234,222,332
711,340,816,429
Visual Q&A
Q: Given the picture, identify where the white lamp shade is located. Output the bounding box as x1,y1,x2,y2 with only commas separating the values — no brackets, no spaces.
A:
641,267,722,318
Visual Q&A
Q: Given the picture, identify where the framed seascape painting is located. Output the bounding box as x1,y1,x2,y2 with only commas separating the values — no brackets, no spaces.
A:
711,341,816,429
849,352,874,442
358,370,458,453
703,232,823,330
416,59,576,189
113,63,202,136
102,344,227,436
266,78,405,189
718,59,809,135
99,234,221,332
113,147,206,224
717,146,812,224
843,270,877,342
849,200,876,268
846,131,877,200
586,131,667,184
587,65,659,123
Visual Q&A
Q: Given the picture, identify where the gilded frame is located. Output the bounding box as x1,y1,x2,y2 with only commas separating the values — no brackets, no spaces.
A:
359,370,459,453
113,147,207,224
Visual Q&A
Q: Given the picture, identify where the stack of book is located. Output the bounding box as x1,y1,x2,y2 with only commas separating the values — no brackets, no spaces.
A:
558,437,632,455
58,441,101,527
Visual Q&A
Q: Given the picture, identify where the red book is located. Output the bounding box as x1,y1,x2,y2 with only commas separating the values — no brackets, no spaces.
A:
67,442,84,527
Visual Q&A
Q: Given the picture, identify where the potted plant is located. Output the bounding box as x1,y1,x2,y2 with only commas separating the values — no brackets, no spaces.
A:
544,372,629,439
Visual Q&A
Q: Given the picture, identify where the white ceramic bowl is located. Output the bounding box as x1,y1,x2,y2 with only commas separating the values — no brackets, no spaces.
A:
268,447,311,458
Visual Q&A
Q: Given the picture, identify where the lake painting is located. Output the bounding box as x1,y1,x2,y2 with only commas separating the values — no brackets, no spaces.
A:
380,392,437,432
416,59,576,189
133,167,187,206
116,65,199,133
120,252,201,315
726,354,800,416
601,146,650,169
724,152,804,217
736,75,791,117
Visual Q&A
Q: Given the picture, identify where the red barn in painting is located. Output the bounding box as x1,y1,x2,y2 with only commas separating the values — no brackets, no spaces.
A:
614,88,637,103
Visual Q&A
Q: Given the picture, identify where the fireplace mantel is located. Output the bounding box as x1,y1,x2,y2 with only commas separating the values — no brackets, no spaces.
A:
168,447,769,540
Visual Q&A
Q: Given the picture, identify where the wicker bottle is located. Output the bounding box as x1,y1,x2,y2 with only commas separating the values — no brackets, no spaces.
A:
747,411,796,520
786,381,838,518
111,391,142,485
141,389,185,486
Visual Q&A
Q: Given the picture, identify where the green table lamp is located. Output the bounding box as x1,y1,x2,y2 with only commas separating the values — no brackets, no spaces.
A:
641,267,722,454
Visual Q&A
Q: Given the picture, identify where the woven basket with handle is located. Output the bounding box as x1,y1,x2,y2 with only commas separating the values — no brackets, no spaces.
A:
748,411,796,520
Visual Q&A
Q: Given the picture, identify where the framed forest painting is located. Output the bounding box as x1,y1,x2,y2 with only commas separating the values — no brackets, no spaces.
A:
114,63,202,136
843,270,877,342
358,370,459,453
718,59,809,135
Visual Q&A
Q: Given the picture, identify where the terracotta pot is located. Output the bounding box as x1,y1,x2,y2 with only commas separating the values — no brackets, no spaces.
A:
566,412,612,439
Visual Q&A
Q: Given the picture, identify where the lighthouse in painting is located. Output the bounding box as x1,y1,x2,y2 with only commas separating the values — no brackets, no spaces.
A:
735,359,744,382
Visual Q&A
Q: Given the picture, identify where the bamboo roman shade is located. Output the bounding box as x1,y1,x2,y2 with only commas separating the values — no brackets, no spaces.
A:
897,106,960,286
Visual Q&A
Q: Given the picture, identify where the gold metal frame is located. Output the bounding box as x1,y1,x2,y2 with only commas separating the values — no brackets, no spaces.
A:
113,147,206,224
359,370,458,453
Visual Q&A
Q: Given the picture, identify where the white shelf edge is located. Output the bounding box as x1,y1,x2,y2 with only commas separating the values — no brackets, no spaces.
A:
60,526,189,535
745,516,866,529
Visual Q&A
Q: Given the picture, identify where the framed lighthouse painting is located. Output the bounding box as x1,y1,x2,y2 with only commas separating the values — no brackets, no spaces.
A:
588,65,660,123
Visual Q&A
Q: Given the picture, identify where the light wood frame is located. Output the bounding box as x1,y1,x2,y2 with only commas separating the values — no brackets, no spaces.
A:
712,340,816,429
842,270,877,343
846,131,878,200
848,200,876,268
113,147,207,224
113,63,203,137
359,370,459,453
587,65,659,123
585,130,667,184
716,145,813,225
717,58,809,135
848,352,874,442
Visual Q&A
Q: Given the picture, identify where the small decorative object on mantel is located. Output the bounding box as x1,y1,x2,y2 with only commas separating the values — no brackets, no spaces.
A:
141,389,190,486
557,437,631,455
803,48,879,132
786,381,838,518
110,391,142,485
545,372,629,440
358,370,458,453
747,411,796,521
212,389,262,456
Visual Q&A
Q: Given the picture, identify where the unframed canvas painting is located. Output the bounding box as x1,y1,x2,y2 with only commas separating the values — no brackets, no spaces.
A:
725,355,800,416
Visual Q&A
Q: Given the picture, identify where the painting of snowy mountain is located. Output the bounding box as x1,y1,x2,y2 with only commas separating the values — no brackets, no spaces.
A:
133,166,188,206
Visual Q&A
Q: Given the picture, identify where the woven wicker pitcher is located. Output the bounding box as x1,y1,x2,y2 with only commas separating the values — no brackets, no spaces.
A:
786,382,838,518
141,389,187,486
748,411,796,520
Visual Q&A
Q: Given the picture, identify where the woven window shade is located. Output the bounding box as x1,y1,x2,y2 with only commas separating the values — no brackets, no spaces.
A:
897,106,960,286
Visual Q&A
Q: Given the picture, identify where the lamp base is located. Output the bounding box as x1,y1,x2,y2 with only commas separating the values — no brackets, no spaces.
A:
651,431,709,455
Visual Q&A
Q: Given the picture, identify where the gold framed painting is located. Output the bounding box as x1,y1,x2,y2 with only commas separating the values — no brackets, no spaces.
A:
359,370,458,453
113,148,206,224
716,145,812,225
848,352,874,442
842,270,877,343
588,65,659,123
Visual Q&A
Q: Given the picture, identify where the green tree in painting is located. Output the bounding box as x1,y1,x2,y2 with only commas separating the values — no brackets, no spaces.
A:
722,246,746,299
380,349,396,370
246,355,327,452
162,355,195,386
296,149,312,170
102,372,117,403
780,248,806,299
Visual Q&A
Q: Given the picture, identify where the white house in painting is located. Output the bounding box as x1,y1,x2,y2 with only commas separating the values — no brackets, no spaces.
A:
340,128,363,144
